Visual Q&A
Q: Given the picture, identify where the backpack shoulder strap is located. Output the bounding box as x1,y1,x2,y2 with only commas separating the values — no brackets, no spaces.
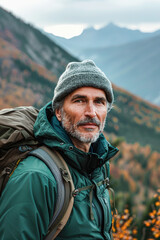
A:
29,145,74,240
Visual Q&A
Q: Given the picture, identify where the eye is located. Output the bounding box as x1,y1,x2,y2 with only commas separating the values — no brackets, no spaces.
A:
96,100,102,104
95,99,105,105
94,97,107,106
74,99,85,103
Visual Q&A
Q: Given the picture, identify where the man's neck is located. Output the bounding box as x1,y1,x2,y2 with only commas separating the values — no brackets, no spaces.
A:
70,137,91,153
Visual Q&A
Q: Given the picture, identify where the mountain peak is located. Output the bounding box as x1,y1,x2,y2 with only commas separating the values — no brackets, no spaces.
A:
106,22,117,28
101,23,129,32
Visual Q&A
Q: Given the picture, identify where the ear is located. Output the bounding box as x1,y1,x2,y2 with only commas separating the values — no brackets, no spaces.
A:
55,108,62,121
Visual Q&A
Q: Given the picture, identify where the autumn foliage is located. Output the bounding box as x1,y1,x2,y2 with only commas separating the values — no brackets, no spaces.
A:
112,189,160,240
108,138,160,215
112,208,137,240
143,189,160,239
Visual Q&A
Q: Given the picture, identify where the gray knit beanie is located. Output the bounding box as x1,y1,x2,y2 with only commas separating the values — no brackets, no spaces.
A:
52,59,114,111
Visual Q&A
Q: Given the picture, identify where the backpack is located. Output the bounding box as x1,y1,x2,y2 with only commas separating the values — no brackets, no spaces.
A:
0,106,74,240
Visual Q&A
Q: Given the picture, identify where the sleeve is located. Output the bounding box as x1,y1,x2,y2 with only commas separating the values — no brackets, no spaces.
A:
0,164,57,240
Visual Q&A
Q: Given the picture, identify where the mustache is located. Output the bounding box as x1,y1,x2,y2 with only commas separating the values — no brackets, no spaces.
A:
77,117,100,127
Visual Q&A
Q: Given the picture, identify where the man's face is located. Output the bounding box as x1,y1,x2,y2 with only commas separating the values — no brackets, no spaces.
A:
56,87,107,145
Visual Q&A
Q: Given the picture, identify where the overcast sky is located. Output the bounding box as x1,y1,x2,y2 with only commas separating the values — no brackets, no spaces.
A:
1,0,160,38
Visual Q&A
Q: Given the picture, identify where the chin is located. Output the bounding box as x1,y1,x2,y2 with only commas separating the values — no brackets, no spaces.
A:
78,133,100,144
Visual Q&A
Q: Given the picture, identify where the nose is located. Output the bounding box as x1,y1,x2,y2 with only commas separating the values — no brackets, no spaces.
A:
84,102,96,118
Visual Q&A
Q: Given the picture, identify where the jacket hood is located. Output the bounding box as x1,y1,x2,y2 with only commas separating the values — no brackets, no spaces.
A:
34,102,119,174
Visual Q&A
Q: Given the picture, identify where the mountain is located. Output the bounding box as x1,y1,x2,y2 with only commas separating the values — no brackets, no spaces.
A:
46,23,160,106
0,7,77,77
0,37,58,109
47,23,160,56
0,6,160,218
0,6,77,110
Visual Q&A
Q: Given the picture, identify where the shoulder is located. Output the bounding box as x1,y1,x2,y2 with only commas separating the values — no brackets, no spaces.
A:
1,154,58,205
10,154,56,184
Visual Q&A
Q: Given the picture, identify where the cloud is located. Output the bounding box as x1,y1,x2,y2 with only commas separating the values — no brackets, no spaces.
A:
1,0,160,30
32,0,160,27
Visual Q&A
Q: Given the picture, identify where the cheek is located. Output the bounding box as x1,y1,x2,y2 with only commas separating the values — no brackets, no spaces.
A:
65,108,83,122
71,115,81,126
65,111,79,126
98,110,107,122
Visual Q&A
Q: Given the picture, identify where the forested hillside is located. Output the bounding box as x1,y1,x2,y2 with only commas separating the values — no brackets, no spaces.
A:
0,6,77,77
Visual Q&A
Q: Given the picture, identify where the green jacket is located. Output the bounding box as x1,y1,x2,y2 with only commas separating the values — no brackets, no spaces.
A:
0,102,118,240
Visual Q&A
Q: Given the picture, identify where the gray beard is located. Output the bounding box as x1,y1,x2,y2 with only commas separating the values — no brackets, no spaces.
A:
60,108,106,144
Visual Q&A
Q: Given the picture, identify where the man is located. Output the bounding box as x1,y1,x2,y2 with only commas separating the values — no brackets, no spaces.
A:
0,60,118,239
